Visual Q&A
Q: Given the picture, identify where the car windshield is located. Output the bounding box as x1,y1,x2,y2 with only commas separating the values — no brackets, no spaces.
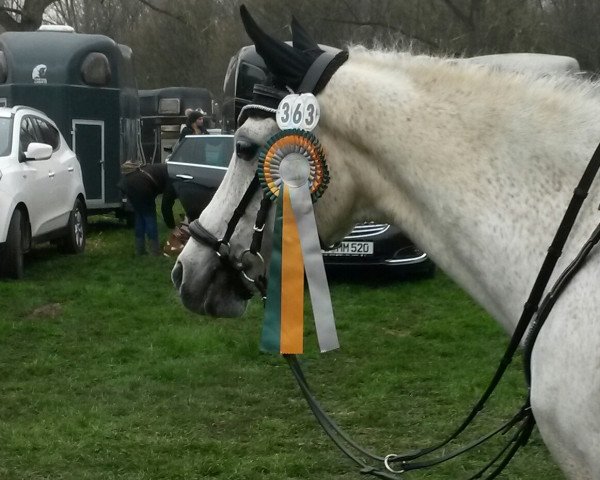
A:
171,136,234,167
0,118,13,157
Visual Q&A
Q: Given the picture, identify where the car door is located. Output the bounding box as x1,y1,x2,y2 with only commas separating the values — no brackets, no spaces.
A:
18,115,60,236
34,116,74,227
167,135,233,189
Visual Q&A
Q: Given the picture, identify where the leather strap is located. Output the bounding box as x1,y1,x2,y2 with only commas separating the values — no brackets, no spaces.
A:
297,50,344,94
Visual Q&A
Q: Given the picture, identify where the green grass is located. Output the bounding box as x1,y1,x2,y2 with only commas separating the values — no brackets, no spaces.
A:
0,213,562,479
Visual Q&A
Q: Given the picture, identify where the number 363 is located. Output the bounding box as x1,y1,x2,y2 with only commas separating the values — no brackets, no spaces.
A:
276,94,320,131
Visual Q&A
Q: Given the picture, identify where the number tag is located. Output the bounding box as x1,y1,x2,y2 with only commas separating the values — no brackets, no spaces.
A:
300,95,320,130
276,93,320,131
276,94,298,130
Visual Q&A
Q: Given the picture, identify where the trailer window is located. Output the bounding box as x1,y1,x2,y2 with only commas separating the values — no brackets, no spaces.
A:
0,51,6,83
237,62,267,101
158,98,180,115
81,52,111,86
223,56,237,99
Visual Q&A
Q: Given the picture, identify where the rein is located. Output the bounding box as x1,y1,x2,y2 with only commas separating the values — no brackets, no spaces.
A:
188,45,600,478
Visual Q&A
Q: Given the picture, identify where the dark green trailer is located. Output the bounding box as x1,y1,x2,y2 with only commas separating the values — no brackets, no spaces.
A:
0,28,139,214
139,87,214,164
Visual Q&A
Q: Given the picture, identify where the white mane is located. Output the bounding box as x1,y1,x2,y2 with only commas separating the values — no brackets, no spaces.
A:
349,45,596,96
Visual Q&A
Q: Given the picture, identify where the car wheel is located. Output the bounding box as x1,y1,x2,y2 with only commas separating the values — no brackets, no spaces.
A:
0,209,25,279
422,261,436,279
58,199,86,254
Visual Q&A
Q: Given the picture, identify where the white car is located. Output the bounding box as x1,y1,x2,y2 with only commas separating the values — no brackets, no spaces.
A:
0,106,87,279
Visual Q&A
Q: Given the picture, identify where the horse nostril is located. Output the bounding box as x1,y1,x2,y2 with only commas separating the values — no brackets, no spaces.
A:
236,140,259,161
172,261,183,289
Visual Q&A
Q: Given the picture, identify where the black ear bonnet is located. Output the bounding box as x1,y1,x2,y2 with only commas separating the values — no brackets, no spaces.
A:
238,5,348,125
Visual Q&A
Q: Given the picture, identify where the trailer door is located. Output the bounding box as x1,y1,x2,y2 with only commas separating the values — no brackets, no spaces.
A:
72,120,104,207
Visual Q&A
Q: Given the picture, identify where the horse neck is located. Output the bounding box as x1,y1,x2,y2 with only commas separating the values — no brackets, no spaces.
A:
316,49,600,332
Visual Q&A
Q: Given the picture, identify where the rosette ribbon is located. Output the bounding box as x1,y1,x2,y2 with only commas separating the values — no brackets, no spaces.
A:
258,129,339,354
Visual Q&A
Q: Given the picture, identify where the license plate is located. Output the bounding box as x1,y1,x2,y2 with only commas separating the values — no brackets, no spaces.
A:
323,241,374,256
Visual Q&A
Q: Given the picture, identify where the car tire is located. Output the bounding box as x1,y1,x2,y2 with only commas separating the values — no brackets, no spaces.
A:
0,209,25,279
58,198,86,254
422,262,436,279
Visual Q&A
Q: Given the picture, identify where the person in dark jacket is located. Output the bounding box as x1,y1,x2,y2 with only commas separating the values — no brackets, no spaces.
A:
179,110,209,141
118,163,176,255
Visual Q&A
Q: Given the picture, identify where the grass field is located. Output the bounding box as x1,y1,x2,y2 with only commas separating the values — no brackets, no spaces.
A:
0,213,563,479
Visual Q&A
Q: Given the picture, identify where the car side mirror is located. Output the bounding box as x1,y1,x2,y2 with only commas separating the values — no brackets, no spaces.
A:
23,142,53,161
163,146,173,153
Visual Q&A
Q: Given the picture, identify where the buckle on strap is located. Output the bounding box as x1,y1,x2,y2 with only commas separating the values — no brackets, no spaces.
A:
239,249,265,283
215,240,231,258
383,454,405,474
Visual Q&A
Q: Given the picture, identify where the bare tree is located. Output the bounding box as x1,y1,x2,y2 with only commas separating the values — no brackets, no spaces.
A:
1,0,599,102
541,0,600,71
47,0,148,38
0,0,57,31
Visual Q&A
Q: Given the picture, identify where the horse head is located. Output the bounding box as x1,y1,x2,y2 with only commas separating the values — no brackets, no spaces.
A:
172,7,360,317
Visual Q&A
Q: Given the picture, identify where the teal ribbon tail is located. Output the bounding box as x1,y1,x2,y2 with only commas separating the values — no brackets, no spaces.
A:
289,185,339,352
260,194,284,353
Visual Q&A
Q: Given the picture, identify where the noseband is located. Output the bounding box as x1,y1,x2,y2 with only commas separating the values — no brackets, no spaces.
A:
188,174,271,298
188,49,349,297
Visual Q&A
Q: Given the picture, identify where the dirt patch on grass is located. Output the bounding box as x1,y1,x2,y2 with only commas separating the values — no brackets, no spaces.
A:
28,303,63,320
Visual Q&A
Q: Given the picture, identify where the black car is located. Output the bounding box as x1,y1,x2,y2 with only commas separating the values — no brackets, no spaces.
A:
166,134,234,221
322,223,435,277
167,134,434,276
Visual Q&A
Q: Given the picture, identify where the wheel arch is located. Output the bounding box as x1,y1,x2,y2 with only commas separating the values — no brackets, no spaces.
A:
13,203,31,252
76,194,87,215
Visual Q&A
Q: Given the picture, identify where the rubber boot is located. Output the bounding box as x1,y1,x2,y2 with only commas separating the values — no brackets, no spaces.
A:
135,237,147,256
149,239,161,256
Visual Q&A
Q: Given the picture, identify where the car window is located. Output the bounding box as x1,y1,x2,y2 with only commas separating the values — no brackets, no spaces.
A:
19,116,39,153
0,117,12,156
33,117,60,150
171,137,234,168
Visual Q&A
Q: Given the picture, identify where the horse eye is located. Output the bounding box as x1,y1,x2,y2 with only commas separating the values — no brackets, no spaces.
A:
236,139,259,161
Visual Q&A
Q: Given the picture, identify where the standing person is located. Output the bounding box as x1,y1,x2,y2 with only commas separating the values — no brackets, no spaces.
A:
179,110,208,141
118,163,176,256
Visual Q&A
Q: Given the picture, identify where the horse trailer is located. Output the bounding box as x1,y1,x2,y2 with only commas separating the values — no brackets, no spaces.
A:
139,87,214,164
0,27,140,214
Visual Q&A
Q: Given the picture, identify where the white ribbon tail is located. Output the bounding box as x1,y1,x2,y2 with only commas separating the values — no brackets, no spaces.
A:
289,185,339,352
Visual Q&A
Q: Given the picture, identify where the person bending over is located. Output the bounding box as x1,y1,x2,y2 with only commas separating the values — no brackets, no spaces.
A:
118,163,176,255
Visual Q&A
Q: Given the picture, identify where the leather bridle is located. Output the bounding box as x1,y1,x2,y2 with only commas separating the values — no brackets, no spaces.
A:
188,174,271,298
188,48,349,298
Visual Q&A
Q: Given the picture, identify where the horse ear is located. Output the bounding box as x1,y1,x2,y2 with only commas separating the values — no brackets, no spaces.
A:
291,15,320,53
239,5,316,90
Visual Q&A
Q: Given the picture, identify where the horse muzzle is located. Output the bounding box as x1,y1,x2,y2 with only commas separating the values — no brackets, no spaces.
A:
172,256,252,318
